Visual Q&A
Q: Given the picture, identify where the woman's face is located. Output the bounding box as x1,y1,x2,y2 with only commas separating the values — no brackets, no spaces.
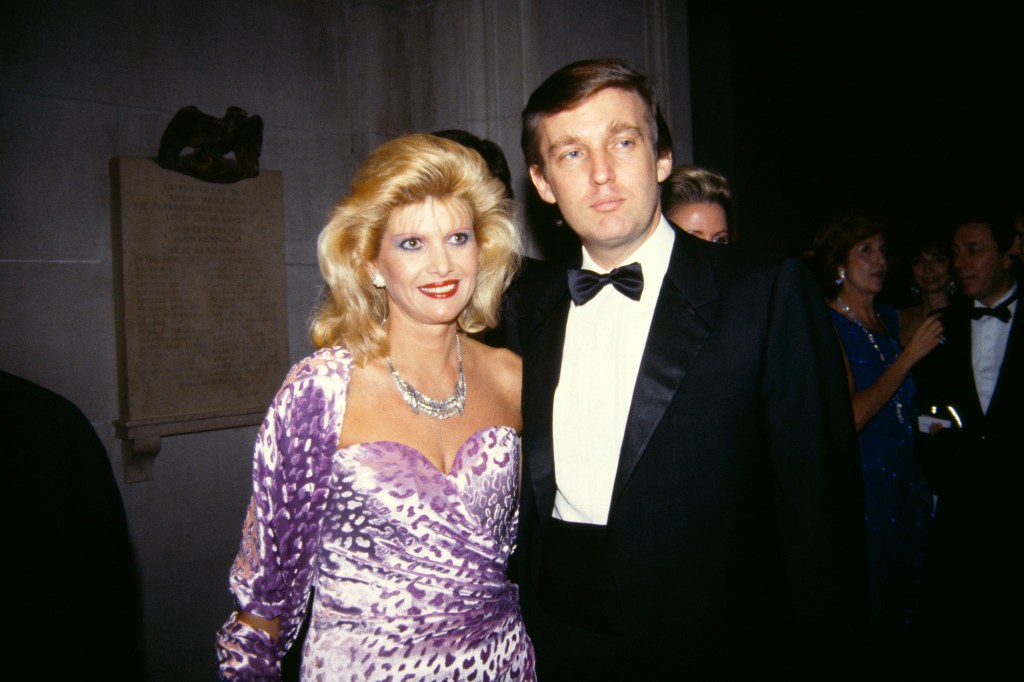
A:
667,201,730,244
373,197,479,328
841,233,887,296
910,249,952,294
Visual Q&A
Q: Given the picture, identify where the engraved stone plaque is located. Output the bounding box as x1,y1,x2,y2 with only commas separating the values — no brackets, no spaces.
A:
110,157,288,481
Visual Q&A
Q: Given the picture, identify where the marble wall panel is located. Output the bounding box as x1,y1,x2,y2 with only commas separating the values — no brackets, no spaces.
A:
0,93,118,261
456,0,530,191
526,0,664,88
342,1,419,136
660,5,693,163
286,263,322,365
0,261,118,418
3,1,350,133
116,106,181,161
119,0,349,132
259,126,353,265
2,0,134,101
120,425,256,682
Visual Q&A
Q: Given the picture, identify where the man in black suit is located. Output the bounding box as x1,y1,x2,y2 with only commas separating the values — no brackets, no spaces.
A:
504,58,866,679
915,217,1022,677
1,371,142,680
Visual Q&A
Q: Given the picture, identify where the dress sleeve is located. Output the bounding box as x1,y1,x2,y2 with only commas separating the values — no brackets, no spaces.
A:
216,351,350,680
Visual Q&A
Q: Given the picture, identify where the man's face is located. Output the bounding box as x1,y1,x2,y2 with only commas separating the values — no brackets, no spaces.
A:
952,222,1014,306
529,88,672,269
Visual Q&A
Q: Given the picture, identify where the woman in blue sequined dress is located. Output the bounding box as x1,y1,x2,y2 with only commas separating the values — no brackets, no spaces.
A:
815,216,944,678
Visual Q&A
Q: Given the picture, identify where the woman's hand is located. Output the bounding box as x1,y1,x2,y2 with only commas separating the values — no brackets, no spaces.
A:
902,314,943,365
838,309,943,432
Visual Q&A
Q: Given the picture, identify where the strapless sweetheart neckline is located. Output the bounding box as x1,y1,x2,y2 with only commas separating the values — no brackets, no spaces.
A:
219,346,534,681
338,424,517,477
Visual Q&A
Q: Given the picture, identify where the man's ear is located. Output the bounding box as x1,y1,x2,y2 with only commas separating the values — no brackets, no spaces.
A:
529,165,557,205
656,153,673,183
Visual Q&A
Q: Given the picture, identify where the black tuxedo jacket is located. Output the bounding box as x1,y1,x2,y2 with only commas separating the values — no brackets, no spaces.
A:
916,293,1023,498
914,292,1023,671
504,227,866,678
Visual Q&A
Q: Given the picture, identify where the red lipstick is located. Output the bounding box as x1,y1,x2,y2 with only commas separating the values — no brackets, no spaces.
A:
418,280,460,298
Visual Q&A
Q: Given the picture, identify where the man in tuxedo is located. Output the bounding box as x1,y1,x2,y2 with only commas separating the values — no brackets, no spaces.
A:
504,58,866,679
916,217,1022,676
1,371,142,680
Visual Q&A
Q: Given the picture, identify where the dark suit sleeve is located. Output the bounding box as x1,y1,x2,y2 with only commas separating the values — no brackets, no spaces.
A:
486,257,562,356
759,260,867,677
484,259,530,354
1,371,143,680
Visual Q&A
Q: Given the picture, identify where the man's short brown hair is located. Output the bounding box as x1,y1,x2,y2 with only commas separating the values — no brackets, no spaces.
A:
521,57,659,170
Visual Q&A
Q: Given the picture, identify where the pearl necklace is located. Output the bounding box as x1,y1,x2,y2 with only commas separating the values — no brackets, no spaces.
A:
835,297,906,424
386,333,466,419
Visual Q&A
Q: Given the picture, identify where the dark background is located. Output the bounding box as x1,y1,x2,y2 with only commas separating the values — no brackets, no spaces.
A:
687,1,1021,263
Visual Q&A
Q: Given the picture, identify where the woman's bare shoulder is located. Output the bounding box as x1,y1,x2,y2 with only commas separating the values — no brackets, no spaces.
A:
466,338,520,374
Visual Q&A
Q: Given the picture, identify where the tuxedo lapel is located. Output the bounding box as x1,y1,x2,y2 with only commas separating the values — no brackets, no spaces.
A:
986,301,1023,420
519,264,573,523
610,234,717,513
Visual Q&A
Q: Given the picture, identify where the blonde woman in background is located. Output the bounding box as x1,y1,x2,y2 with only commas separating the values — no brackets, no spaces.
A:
661,164,733,244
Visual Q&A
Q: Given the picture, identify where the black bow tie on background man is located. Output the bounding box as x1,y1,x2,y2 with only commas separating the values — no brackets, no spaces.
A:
969,288,1019,323
568,262,644,305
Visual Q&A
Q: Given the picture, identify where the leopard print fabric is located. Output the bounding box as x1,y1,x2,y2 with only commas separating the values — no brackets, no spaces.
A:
217,347,534,681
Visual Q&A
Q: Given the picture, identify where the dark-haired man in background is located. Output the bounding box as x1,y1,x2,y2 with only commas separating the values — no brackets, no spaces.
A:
503,57,866,679
916,216,1022,677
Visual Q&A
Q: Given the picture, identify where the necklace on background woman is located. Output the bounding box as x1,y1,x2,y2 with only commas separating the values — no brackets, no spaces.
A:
836,296,906,424
386,333,466,419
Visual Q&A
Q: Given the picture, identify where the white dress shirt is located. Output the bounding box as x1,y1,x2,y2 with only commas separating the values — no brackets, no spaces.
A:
551,217,675,524
971,284,1018,414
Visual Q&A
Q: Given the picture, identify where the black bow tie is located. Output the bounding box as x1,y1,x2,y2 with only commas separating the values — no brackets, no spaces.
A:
970,288,1018,323
568,262,644,305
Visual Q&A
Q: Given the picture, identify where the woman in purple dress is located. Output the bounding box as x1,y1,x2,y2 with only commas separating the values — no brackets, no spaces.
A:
217,134,534,681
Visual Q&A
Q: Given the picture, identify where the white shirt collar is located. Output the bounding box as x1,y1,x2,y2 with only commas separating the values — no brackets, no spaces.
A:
580,215,675,304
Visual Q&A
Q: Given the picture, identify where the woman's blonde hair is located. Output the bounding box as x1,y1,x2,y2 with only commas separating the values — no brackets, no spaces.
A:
310,134,521,364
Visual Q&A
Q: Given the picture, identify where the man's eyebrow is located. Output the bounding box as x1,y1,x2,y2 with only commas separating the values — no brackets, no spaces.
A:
954,241,987,253
607,120,643,138
546,121,644,156
547,134,582,154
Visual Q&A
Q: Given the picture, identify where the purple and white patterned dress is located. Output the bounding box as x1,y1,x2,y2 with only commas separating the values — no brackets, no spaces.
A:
216,347,534,681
